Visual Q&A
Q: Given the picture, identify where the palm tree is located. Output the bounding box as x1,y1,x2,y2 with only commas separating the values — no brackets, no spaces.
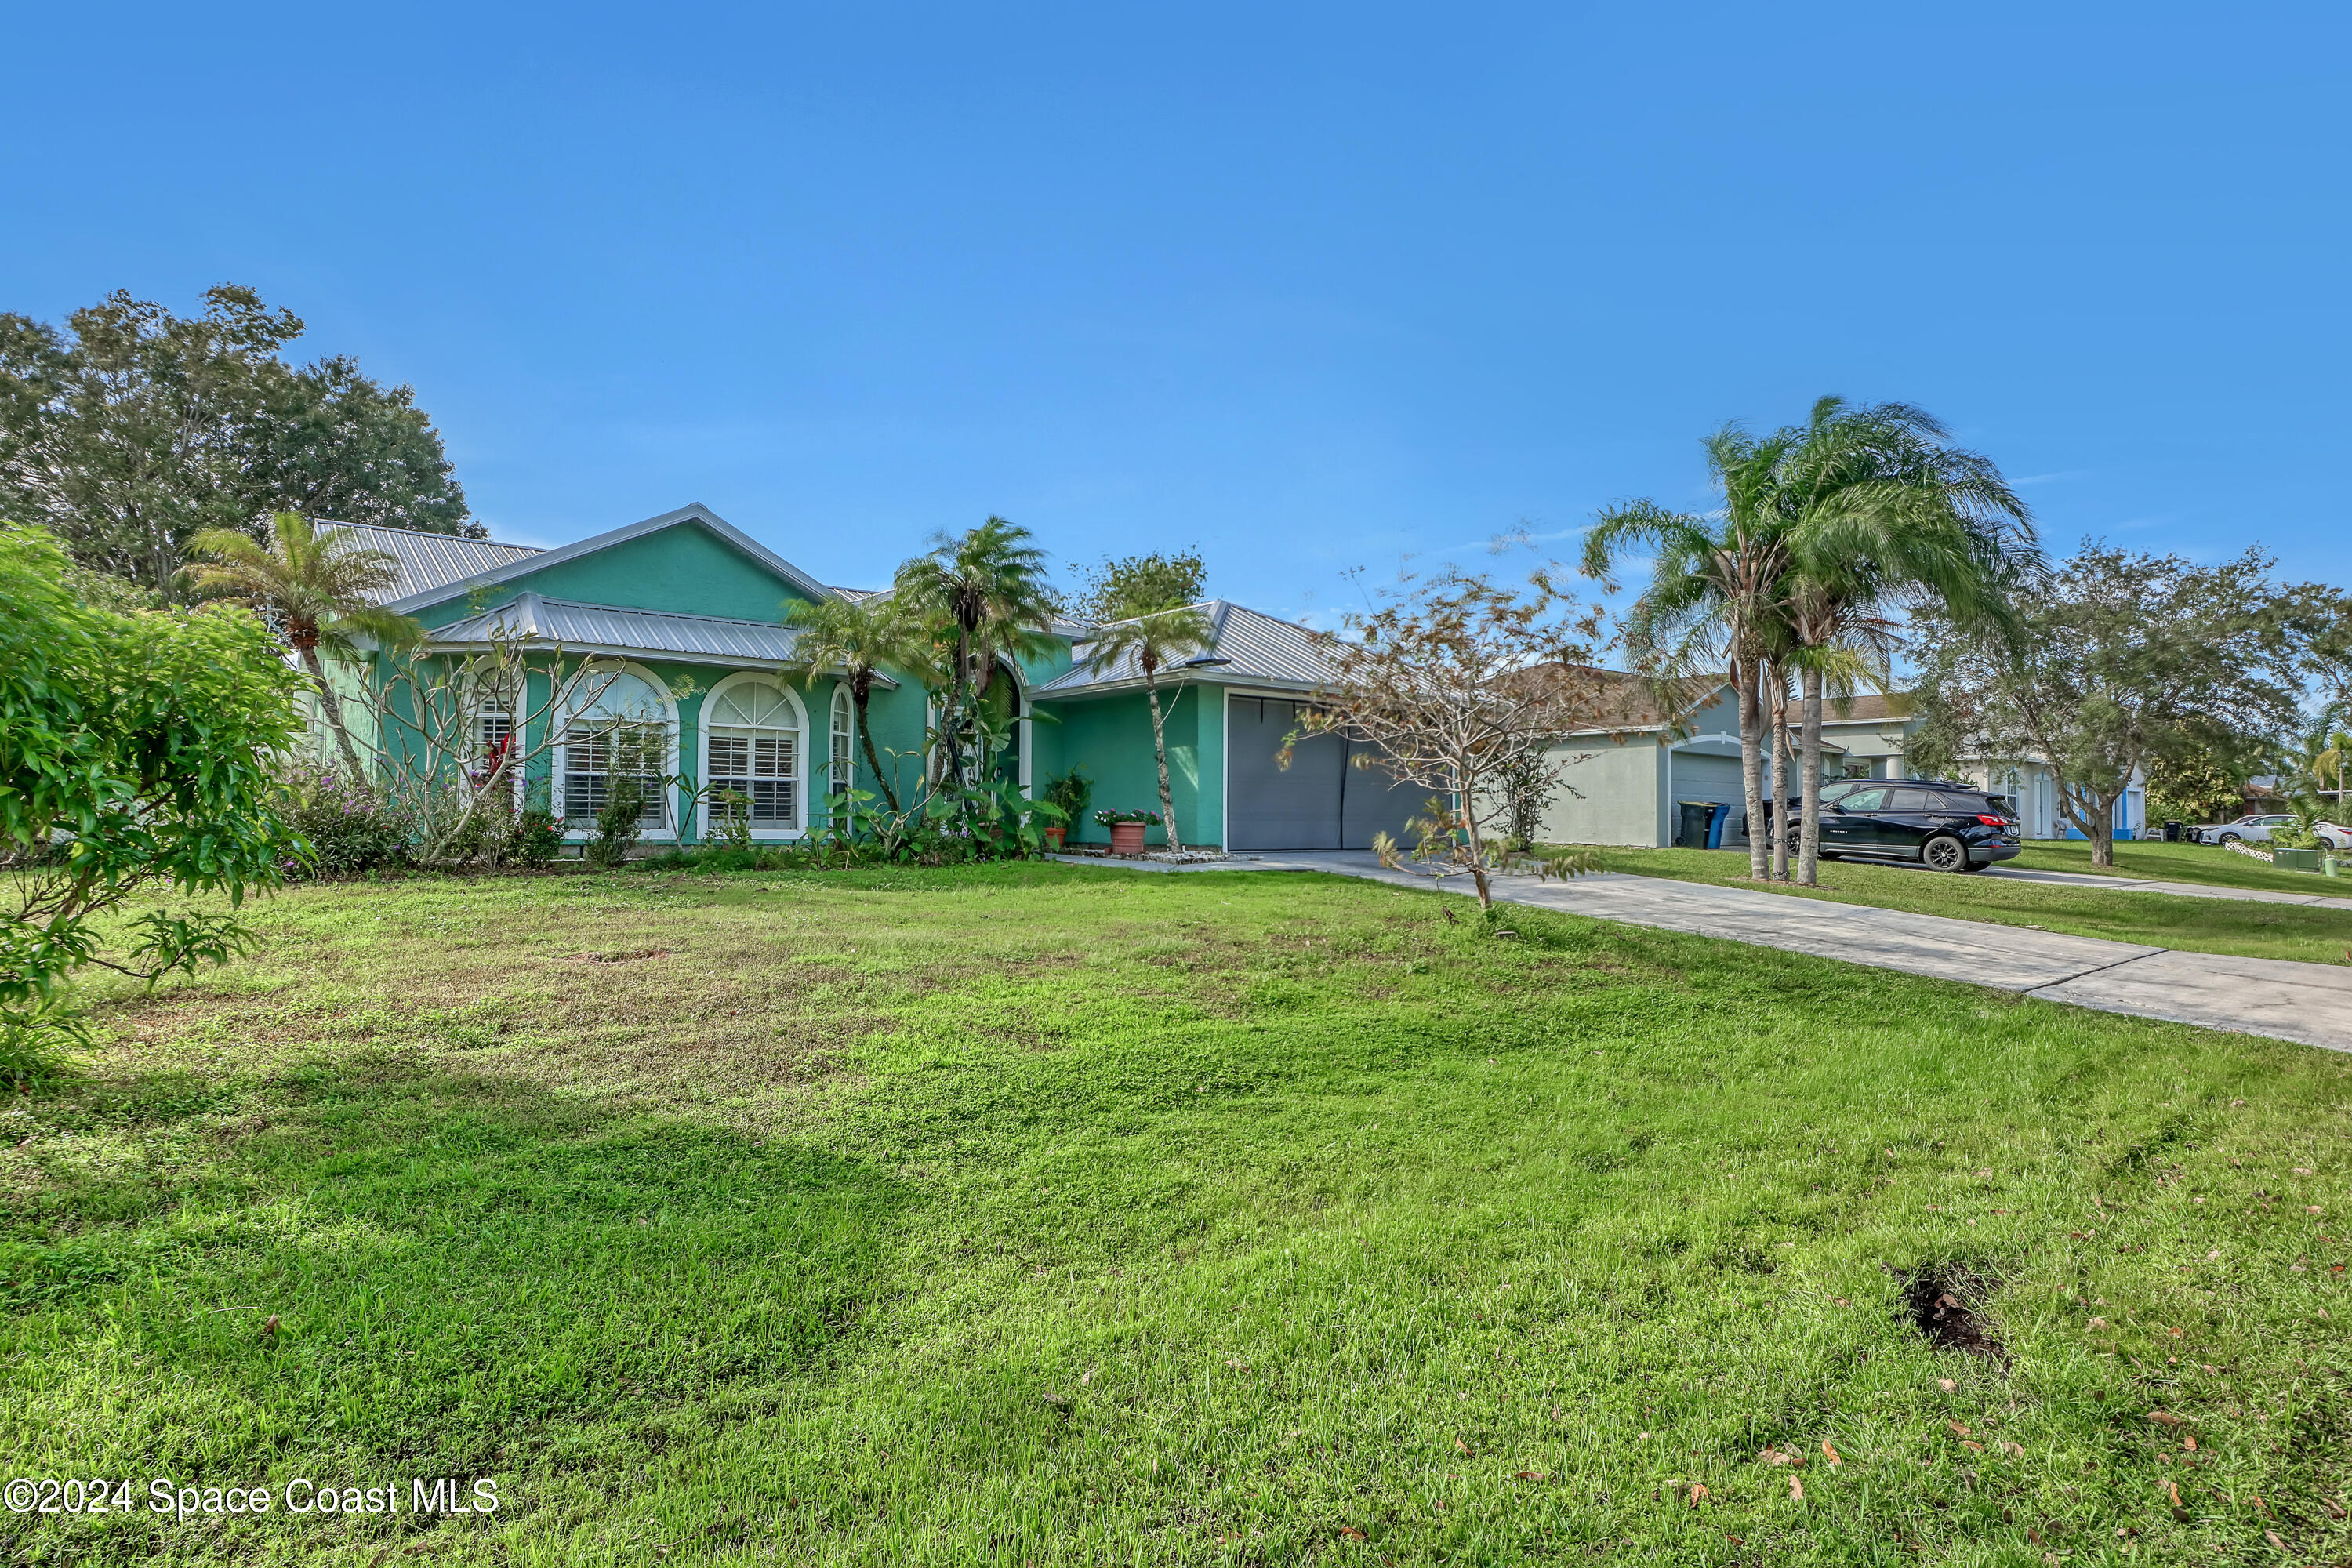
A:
891,517,1060,788
1079,604,1216,851
783,594,934,811
187,511,419,778
1584,427,1802,880
1776,398,2038,884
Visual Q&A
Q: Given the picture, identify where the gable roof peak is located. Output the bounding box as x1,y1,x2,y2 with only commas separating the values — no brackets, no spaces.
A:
380,502,836,614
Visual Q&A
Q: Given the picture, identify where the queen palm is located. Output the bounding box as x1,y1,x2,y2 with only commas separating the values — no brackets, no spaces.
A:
186,511,418,778
1079,604,1215,851
1777,398,2038,884
1584,426,1802,880
783,594,934,811
892,517,1060,788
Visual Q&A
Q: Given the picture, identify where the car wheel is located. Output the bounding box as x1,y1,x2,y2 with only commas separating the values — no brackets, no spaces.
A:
2217,832,2240,844
1921,834,1969,873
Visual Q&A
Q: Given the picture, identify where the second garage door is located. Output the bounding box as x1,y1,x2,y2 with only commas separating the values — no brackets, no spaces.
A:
1224,695,1425,851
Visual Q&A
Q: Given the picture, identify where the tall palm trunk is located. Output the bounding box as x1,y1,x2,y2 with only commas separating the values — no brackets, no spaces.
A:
1737,655,1767,880
1797,663,1825,886
1142,659,1182,851
296,639,367,779
1768,659,1793,881
851,681,899,812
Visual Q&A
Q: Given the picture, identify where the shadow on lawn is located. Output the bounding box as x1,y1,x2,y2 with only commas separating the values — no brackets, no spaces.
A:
3,1050,917,1477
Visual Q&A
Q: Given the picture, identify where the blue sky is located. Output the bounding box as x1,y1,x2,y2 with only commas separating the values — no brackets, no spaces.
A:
7,4,2347,623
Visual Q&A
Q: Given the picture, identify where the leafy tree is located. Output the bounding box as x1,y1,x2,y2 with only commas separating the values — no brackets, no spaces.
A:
2143,744,2260,826
1288,565,1610,910
187,511,420,779
0,285,473,594
1584,427,1802,880
1777,397,2038,884
1908,544,2303,867
1078,604,1216,850
1,522,303,1080
235,354,473,535
1072,550,1206,622
892,517,1059,789
784,594,935,811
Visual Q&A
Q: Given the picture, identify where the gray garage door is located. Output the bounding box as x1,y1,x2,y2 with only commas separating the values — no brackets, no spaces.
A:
1225,696,1425,851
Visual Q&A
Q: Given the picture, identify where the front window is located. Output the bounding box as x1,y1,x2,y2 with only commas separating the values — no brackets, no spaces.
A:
560,669,671,829
706,678,801,832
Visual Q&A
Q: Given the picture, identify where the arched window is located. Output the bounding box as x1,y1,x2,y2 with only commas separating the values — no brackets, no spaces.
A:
829,686,854,800
703,676,804,836
561,667,673,831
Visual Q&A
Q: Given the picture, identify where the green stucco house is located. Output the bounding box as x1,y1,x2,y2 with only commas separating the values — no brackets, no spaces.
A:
337,505,1422,853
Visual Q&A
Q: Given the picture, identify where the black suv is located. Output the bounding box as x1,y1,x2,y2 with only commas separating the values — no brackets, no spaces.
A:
1814,779,2021,873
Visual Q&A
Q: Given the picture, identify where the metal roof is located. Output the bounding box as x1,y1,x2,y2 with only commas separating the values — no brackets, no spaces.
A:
429,592,808,668
329,522,545,604
1035,601,1338,697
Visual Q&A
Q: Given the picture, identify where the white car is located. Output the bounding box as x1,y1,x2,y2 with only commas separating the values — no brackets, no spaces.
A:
2198,813,2352,850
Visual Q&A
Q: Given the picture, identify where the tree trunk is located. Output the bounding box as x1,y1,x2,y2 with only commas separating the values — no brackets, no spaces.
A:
298,643,368,780
853,684,898,811
1797,662,1824,886
1459,788,1494,909
1768,659,1792,881
2089,802,2116,868
1144,664,1182,851
1736,656,1767,880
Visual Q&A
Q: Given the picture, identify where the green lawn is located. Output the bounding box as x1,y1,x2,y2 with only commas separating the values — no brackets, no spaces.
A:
1571,845,2352,967
2009,837,2351,895
2,866,2347,1565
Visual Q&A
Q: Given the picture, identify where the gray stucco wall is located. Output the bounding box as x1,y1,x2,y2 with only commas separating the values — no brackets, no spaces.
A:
1537,740,1664,845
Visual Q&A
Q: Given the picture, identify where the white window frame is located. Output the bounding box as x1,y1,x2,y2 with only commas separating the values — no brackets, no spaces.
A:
829,684,855,801
553,661,679,840
699,672,809,840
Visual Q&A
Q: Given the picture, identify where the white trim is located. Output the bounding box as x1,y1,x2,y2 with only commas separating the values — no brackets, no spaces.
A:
553,660,681,839
698,671,811,840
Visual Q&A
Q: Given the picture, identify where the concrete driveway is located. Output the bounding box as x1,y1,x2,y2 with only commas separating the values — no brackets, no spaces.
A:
1217,851,2352,1054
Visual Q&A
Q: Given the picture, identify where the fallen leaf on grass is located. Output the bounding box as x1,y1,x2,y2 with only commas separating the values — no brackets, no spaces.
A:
1788,1475,1804,1501
1454,1437,1471,1456
2166,1482,2189,1523
1687,1484,1708,1507
1962,1439,1984,1453
1339,1526,1364,1541
1948,1421,1972,1437
2266,1530,2287,1550
1936,1377,1955,1392
1998,1441,2024,1458
260,1314,280,1337
1821,1440,1842,1468
2145,1410,2186,1428
1758,1447,1802,1467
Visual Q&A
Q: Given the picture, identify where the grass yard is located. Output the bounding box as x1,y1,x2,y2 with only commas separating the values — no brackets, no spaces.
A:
2008,839,2351,895
2,864,2348,1566
1573,846,2352,967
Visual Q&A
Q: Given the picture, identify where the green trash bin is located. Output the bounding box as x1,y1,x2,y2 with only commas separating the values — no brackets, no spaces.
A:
1675,801,1713,848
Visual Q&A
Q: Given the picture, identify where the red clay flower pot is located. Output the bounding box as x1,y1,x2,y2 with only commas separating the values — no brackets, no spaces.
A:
1109,822,1148,857
1042,826,1065,852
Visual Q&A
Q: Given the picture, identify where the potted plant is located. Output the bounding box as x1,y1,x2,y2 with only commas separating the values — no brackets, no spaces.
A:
1095,807,1160,857
1040,769,1091,854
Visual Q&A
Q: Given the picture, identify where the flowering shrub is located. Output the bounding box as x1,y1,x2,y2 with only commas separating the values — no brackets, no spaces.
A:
1094,808,1162,827
278,765,415,877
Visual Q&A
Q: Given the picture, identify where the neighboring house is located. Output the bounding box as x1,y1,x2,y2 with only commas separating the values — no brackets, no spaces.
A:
320,507,1424,852
1533,680,2145,847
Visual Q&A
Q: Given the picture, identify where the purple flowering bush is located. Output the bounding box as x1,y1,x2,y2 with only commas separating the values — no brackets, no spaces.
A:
276,764,416,877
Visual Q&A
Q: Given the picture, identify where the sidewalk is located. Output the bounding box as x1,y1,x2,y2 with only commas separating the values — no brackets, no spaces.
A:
1102,851,2352,1054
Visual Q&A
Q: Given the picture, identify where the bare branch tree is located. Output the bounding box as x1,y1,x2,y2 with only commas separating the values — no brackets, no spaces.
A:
1287,564,1615,910
359,618,644,866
